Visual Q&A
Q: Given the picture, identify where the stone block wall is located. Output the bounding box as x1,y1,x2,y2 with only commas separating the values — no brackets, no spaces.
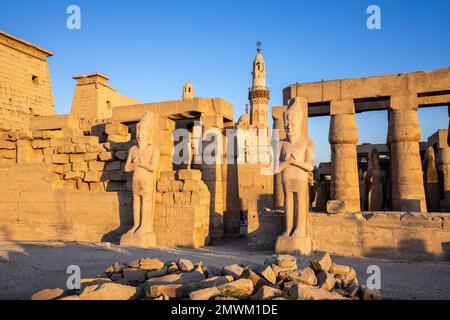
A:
0,127,210,248
237,163,273,213
155,170,210,248
248,210,450,261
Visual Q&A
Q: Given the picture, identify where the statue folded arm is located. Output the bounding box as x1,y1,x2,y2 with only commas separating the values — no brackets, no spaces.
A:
138,147,160,173
124,146,138,172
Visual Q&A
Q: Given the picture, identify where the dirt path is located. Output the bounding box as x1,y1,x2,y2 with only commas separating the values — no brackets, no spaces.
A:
0,239,449,300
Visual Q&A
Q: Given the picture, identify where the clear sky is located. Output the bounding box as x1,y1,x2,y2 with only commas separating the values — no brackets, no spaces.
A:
1,0,449,163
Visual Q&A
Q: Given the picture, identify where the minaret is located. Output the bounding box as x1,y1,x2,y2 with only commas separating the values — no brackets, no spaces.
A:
248,42,270,130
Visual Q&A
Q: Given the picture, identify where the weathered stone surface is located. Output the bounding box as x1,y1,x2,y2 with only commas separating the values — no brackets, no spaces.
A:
260,265,277,285
203,265,222,277
125,260,140,268
279,267,317,286
310,252,332,272
79,283,141,300
342,268,357,288
241,268,269,291
146,284,184,299
139,258,164,271
222,264,244,279
189,278,253,300
183,276,233,296
145,269,205,286
122,268,146,282
286,282,345,300
326,200,347,214
146,267,167,279
166,261,180,274
178,258,194,272
316,271,335,291
31,288,64,300
275,254,297,269
329,263,351,275
251,286,284,300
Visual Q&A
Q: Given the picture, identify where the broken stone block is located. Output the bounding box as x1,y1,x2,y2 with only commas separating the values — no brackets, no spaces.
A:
275,254,297,269
178,258,194,272
271,264,296,277
203,265,222,277
79,283,142,300
146,284,185,299
124,260,140,268
31,288,64,300
222,264,244,279
310,252,332,272
279,267,317,286
105,121,129,136
251,286,284,300
139,258,164,271
166,261,180,274
122,268,147,283
183,276,233,296
146,267,168,279
189,278,253,300
342,267,357,288
241,268,269,291
329,263,351,275
316,271,336,291
260,265,277,285
145,269,205,286
285,282,345,300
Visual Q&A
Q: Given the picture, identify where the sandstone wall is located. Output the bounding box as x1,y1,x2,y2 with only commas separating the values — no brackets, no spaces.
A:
0,32,54,131
0,128,210,248
248,211,450,261
237,163,273,213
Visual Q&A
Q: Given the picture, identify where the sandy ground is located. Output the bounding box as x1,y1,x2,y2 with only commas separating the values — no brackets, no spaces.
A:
0,239,449,300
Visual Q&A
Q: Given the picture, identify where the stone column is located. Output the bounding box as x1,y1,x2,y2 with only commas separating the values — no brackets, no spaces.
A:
272,106,287,210
437,129,450,211
387,95,427,212
222,126,241,238
328,99,361,213
200,114,225,243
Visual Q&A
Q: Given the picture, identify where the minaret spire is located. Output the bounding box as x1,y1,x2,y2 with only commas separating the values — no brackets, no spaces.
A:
249,41,270,129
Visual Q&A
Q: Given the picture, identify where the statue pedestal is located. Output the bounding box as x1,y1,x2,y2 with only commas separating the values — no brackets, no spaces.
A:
120,231,156,248
275,235,312,256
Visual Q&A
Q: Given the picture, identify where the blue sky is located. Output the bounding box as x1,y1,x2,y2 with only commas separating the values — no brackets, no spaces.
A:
1,0,449,163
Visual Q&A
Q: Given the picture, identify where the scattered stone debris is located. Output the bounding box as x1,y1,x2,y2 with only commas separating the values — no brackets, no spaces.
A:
31,253,381,300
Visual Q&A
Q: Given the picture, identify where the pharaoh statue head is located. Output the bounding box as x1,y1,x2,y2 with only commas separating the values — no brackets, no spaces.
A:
137,112,158,146
284,97,307,143
368,148,380,171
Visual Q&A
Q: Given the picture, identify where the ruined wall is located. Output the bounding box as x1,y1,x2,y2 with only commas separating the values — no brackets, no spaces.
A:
238,163,273,213
248,210,450,261
0,32,54,132
0,125,210,248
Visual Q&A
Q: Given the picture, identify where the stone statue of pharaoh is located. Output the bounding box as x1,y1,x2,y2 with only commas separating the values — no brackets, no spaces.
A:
363,148,385,211
120,112,160,247
275,97,314,255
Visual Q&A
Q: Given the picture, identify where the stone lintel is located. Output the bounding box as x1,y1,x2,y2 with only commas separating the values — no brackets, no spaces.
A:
330,99,355,115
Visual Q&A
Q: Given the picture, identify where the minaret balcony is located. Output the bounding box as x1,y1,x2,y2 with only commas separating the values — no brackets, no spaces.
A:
248,86,270,100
